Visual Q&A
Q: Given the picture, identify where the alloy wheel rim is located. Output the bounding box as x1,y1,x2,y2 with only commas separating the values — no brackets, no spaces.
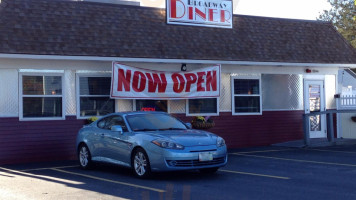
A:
134,152,147,176
79,146,88,167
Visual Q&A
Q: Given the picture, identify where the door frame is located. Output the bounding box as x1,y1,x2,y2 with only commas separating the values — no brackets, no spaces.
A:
303,79,327,138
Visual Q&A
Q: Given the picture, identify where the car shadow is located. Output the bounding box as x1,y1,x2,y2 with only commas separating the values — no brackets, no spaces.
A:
93,162,224,181
0,160,225,199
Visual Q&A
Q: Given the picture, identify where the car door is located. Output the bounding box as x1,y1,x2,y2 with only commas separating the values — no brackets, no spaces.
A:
102,115,132,166
94,116,114,159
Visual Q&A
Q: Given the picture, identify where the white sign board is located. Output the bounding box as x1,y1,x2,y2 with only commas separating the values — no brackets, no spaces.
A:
167,0,233,28
111,62,220,99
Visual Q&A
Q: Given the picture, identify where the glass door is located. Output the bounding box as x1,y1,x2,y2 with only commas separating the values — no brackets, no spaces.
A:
304,80,326,138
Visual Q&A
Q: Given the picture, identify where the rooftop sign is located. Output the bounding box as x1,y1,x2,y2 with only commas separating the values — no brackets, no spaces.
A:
167,0,233,28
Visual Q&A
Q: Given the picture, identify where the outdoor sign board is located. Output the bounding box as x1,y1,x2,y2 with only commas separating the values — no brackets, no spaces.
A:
111,62,220,99
167,0,233,28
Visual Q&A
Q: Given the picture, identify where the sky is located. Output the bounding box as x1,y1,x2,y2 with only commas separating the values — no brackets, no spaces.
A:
139,0,332,20
234,0,332,20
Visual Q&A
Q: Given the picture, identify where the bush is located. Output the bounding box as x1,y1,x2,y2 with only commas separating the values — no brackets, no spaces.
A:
191,116,215,129
86,116,98,124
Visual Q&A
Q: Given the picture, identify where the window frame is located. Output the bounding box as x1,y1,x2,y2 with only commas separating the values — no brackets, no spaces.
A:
231,75,262,115
186,98,219,116
76,73,115,119
19,72,65,121
133,99,171,113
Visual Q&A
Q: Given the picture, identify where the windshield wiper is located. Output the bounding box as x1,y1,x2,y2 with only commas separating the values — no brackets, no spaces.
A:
158,128,186,131
133,128,158,132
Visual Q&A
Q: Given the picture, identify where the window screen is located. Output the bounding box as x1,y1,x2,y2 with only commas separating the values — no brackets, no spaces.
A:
188,98,218,114
79,76,114,117
22,75,63,118
232,78,261,114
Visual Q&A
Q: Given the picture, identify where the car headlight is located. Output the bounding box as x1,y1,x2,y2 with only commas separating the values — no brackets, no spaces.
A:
152,139,184,150
217,137,226,147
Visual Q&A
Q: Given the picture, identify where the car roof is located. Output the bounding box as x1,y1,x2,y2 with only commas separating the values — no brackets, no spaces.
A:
114,111,168,116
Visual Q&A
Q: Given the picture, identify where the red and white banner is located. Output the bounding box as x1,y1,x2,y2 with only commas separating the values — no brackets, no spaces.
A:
111,62,220,99
167,0,233,28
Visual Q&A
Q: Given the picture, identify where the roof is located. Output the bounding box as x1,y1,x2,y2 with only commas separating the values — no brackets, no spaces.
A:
0,0,356,64
345,69,356,79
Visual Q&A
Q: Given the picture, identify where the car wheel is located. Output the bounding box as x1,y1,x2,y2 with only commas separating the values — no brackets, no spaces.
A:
78,144,92,170
199,167,219,174
132,148,151,178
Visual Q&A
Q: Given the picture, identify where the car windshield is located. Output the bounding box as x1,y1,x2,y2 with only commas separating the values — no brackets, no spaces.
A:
126,113,187,132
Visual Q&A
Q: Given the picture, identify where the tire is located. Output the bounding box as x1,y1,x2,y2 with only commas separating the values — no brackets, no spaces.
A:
78,144,92,170
132,148,151,178
199,167,219,174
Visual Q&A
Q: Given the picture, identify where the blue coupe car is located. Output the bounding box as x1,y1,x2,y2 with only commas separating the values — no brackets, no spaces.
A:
76,112,227,178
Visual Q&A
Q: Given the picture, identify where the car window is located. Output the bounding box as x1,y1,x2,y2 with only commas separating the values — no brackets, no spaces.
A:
126,113,187,131
105,116,128,132
97,116,111,129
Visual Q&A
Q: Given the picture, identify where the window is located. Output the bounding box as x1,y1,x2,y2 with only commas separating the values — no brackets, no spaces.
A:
20,74,64,120
187,98,219,116
231,77,262,115
77,76,115,118
126,113,187,131
97,115,128,132
134,100,168,112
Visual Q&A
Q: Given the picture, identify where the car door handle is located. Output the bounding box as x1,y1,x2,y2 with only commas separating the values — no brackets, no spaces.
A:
101,133,105,137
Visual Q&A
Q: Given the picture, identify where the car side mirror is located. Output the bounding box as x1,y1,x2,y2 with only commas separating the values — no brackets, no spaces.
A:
111,125,123,134
185,122,192,129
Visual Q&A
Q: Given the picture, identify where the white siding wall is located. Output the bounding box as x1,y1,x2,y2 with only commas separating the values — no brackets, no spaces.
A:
325,75,337,109
0,58,340,118
340,113,356,138
338,69,356,139
0,69,18,117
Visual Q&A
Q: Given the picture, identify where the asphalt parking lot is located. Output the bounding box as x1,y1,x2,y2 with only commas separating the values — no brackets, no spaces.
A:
2,145,356,200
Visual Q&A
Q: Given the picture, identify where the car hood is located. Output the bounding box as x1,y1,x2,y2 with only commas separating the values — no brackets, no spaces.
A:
145,129,217,147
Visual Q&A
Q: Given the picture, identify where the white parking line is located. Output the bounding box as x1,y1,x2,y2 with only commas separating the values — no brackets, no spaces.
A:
232,149,294,154
20,165,79,172
219,169,290,180
0,167,84,185
52,168,166,193
304,149,356,154
232,153,356,167
2,165,165,193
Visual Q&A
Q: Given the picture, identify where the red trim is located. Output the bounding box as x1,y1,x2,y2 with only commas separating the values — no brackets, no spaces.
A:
0,116,85,165
0,110,306,164
174,110,305,148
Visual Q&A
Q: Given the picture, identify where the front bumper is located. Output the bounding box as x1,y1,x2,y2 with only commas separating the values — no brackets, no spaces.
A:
147,144,228,172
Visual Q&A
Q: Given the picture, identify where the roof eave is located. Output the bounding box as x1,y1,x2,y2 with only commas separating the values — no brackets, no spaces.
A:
0,53,355,68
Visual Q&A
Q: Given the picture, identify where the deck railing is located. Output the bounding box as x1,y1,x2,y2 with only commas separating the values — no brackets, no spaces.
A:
303,109,356,146
338,95,356,109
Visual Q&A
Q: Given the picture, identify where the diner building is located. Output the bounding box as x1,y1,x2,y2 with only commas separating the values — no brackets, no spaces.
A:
0,0,356,164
